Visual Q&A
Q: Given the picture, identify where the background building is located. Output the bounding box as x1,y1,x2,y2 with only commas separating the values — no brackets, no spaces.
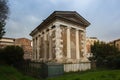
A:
0,37,15,48
109,39,120,51
86,37,99,57
0,37,32,60
15,38,32,60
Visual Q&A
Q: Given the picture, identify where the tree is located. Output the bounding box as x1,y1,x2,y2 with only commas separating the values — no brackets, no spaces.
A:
0,46,24,66
0,0,9,38
91,41,120,68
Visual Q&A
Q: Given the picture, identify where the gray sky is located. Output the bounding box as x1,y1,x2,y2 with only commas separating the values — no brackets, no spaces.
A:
5,0,120,42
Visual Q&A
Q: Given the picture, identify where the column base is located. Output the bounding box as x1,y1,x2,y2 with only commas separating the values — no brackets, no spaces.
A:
80,57,90,62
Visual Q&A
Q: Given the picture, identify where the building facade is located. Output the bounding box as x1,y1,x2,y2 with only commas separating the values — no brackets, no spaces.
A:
15,38,32,60
0,37,32,60
30,11,90,63
0,37,15,48
86,37,99,57
109,39,120,51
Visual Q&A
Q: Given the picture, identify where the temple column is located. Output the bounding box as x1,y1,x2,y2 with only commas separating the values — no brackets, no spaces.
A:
40,34,44,59
82,31,86,55
39,34,41,59
43,31,47,61
81,30,88,62
76,29,80,60
85,31,87,54
55,24,63,62
32,38,35,60
81,31,85,55
48,27,52,60
83,31,87,57
37,35,40,60
35,37,37,61
67,27,71,59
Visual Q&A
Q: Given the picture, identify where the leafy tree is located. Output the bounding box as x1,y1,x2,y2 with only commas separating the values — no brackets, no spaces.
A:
91,41,120,68
0,0,9,38
0,46,24,66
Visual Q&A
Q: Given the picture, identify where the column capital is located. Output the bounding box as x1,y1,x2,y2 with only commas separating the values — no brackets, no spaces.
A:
33,37,35,40
43,29,46,33
83,30,86,33
48,27,52,30
48,28,52,36
39,33,42,36
54,22,61,26
67,26,71,29
54,23,60,27
76,28,79,31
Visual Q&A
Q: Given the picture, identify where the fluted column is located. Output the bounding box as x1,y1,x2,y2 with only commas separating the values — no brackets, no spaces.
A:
81,31,85,54
83,31,87,56
67,27,71,59
35,37,37,60
76,29,80,59
43,31,47,60
39,34,41,59
54,24,63,62
81,30,89,62
32,38,35,60
37,36,40,60
48,27,52,60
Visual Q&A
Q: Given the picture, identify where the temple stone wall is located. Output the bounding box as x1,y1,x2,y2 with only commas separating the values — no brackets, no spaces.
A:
32,26,56,62
31,20,89,63
61,25,67,58
64,62,91,72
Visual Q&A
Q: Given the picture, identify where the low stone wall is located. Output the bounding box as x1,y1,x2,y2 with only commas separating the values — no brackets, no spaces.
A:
21,61,91,78
64,62,91,72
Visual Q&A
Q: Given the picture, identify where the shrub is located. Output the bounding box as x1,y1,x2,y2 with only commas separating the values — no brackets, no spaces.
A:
91,41,120,69
0,46,24,66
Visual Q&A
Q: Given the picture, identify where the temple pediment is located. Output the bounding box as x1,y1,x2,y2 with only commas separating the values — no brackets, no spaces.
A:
52,11,90,27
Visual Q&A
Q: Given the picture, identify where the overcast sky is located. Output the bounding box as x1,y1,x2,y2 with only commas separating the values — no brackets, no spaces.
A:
5,0,120,42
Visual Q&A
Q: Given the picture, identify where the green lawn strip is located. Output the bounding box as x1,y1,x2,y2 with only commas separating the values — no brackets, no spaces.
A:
1,65,120,80
0,65,38,80
47,70,120,80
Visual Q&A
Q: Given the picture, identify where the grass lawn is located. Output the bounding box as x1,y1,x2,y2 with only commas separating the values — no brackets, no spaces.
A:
1,65,120,80
47,69,120,80
0,65,38,80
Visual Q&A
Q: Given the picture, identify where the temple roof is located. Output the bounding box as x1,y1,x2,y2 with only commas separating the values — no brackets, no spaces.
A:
51,11,90,26
30,11,90,36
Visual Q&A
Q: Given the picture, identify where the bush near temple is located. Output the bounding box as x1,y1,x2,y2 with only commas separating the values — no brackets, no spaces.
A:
91,41,120,69
0,46,24,66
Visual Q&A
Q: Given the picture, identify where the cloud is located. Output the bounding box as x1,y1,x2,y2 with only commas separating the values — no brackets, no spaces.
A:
5,14,42,39
4,0,120,42
73,0,95,7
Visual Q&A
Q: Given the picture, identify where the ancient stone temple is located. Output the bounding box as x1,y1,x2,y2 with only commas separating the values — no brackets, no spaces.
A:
30,11,90,63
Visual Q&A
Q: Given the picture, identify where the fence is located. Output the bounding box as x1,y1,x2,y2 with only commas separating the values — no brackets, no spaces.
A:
22,62,43,78
21,61,91,78
21,62,64,78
